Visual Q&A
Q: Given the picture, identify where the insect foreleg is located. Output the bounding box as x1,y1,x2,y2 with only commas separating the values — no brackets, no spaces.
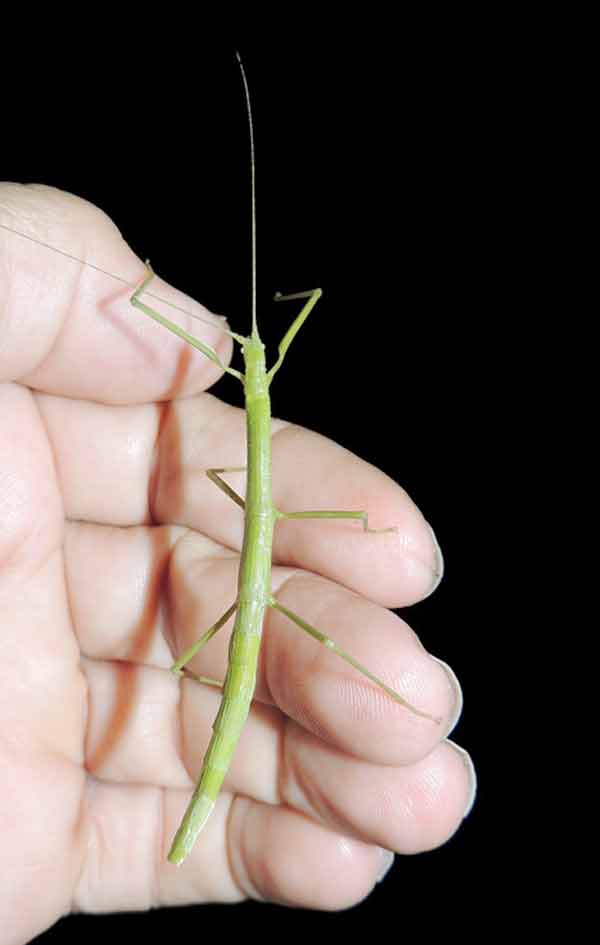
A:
130,263,244,381
266,288,322,384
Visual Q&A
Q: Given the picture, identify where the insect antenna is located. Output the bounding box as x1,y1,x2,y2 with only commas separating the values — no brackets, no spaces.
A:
235,51,258,339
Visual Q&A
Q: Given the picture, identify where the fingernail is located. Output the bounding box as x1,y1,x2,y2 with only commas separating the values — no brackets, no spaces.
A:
425,522,444,596
446,739,477,818
376,848,395,883
430,655,463,734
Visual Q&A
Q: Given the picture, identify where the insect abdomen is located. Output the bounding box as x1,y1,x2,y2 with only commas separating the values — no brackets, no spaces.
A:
167,601,265,864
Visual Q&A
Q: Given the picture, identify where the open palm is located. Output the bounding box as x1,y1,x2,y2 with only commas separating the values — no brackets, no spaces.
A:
0,185,474,944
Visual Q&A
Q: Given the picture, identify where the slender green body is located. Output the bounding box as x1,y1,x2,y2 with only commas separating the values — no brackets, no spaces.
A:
168,336,273,863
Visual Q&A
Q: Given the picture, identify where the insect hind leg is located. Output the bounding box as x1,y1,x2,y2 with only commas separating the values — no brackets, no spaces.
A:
171,601,238,675
268,596,441,724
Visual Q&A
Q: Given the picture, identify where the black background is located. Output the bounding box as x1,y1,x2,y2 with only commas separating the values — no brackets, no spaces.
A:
2,28,514,942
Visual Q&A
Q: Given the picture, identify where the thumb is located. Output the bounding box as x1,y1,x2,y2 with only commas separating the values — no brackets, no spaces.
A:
0,183,232,404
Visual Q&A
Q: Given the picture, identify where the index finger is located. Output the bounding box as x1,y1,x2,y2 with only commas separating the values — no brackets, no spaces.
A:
0,183,232,402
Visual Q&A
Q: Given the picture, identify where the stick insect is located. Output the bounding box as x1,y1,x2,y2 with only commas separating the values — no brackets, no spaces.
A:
1,54,441,867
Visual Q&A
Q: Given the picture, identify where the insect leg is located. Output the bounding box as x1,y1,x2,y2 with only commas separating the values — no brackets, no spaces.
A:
268,597,441,724
130,263,244,380
171,600,238,675
275,508,396,534
207,467,247,510
266,288,322,383
180,670,223,689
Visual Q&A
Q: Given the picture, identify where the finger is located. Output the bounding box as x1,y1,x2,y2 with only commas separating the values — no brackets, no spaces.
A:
51,391,442,607
82,654,472,854
173,795,391,909
0,183,232,401
264,572,458,758
277,727,475,854
81,655,279,794
0,383,85,756
73,783,392,911
71,526,457,771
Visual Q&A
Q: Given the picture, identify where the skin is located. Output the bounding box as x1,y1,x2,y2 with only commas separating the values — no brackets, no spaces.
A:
0,184,475,944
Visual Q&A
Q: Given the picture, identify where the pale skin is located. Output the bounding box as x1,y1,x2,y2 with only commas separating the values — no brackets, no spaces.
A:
0,184,475,943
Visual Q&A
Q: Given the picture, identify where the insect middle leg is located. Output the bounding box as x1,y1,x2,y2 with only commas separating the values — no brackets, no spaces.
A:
275,508,396,534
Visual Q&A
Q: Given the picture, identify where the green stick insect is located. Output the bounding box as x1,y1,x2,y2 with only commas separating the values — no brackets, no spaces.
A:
1,54,441,867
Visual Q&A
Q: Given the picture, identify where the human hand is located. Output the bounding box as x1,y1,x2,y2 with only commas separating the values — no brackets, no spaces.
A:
0,184,474,944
